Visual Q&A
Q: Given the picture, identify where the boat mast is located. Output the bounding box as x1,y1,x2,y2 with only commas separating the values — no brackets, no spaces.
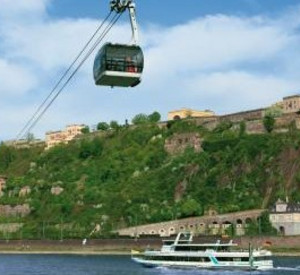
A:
249,243,254,270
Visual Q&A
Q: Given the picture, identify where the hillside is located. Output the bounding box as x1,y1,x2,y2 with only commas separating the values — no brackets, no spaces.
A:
0,118,300,239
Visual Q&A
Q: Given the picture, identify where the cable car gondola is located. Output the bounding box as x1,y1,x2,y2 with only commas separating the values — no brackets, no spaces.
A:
93,0,144,88
93,43,144,87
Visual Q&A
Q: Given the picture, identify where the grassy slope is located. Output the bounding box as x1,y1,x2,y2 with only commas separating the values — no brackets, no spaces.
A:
0,120,300,238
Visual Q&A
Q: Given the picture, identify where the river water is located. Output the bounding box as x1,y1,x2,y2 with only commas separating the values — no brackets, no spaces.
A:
0,255,299,275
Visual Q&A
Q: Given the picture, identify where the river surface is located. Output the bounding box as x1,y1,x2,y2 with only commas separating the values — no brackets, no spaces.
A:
0,255,299,275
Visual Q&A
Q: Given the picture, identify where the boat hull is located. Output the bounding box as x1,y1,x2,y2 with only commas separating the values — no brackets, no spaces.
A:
131,232,273,271
132,257,273,271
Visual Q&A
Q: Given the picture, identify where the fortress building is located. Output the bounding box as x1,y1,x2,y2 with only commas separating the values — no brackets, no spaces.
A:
269,199,300,236
167,108,215,121
45,124,86,150
281,95,300,114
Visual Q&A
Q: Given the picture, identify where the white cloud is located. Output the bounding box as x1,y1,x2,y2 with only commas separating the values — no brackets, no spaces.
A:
0,59,38,96
0,0,50,21
144,15,295,77
3,19,99,71
182,71,300,113
1,3,300,140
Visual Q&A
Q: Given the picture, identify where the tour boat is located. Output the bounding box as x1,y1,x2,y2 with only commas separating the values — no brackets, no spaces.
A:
131,232,273,270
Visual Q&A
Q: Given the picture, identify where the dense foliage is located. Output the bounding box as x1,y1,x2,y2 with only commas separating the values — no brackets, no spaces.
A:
0,118,300,239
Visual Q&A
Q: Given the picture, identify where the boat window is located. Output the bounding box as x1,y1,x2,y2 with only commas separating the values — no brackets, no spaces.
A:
255,256,270,261
219,246,230,252
174,245,207,251
216,257,249,262
163,241,174,245
144,255,210,262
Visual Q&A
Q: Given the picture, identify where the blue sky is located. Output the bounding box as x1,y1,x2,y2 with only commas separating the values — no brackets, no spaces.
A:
1,0,300,141
49,0,298,24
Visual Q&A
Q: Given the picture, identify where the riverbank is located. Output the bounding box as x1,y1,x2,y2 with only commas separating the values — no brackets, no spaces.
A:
0,250,299,257
0,238,300,256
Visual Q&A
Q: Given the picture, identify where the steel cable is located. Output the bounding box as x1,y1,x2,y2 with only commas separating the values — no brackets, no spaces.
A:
15,10,122,140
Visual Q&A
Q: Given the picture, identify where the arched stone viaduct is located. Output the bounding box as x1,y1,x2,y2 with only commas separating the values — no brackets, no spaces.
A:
117,209,264,237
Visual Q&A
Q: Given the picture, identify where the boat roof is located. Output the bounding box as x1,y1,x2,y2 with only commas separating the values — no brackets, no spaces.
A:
174,243,238,247
166,243,238,247
163,232,238,247
163,240,238,247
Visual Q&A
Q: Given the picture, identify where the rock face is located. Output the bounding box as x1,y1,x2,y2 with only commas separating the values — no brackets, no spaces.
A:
0,204,30,217
0,223,23,233
19,186,31,197
164,133,203,154
174,179,188,202
0,176,7,197
51,186,64,195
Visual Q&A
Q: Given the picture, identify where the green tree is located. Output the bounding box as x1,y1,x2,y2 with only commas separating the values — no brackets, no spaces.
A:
81,126,90,134
239,121,246,137
265,106,282,118
180,198,202,218
214,120,233,133
78,138,103,159
148,111,161,123
259,212,277,235
263,115,275,133
0,144,15,170
132,113,149,125
110,120,119,130
97,122,109,131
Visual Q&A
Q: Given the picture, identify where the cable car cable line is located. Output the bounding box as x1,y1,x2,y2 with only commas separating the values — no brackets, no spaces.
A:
15,9,124,140
19,11,123,139
15,10,113,141
94,0,144,88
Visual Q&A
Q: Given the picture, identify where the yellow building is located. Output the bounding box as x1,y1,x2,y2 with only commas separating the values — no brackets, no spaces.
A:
45,124,86,150
167,108,215,121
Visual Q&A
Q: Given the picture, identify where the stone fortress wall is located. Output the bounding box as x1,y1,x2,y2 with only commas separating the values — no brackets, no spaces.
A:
117,209,264,237
170,95,300,134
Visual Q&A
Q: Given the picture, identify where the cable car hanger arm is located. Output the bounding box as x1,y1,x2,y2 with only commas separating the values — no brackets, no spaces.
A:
110,0,139,45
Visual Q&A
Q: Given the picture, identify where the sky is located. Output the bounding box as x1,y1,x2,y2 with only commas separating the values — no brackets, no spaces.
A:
1,0,300,141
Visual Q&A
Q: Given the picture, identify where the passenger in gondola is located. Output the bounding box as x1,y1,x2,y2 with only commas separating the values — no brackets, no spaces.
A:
106,59,113,71
126,57,137,73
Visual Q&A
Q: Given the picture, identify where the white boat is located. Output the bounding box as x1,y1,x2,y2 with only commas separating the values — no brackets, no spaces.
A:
131,232,273,271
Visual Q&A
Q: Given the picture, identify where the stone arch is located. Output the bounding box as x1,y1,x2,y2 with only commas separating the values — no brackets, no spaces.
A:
198,223,206,234
212,221,219,228
150,230,156,235
222,221,232,228
159,229,166,236
236,219,243,228
235,219,245,236
245,218,252,224
169,227,175,235
210,221,220,235
179,225,185,231
189,224,195,229
173,115,181,120
279,226,285,236
222,221,233,235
